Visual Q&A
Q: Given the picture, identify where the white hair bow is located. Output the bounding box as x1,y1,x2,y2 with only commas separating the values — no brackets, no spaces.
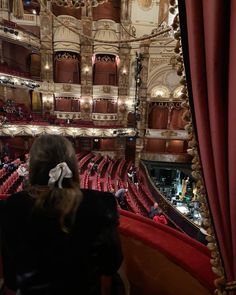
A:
48,162,73,189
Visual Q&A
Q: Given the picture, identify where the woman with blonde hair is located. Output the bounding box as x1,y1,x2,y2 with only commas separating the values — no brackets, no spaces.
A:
0,135,123,295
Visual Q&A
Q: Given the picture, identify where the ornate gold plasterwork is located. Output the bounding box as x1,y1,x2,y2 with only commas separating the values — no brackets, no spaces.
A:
161,130,178,137
0,23,40,49
51,0,108,9
0,124,136,138
149,57,171,72
39,0,172,44
95,55,116,63
137,0,153,10
55,52,79,61
62,84,72,91
103,86,111,93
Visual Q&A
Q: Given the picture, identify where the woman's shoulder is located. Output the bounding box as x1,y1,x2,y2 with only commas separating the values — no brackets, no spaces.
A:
5,190,32,203
0,191,34,226
1,191,33,214
79,189,119,224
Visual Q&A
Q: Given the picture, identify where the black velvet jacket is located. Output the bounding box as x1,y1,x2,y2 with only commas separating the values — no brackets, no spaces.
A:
0,189,123,295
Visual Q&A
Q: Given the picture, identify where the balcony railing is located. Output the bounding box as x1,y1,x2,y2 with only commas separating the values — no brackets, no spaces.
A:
0,21,40,49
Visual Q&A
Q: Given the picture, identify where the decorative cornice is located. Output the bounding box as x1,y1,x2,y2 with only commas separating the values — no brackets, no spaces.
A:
54,112,81,119
0,23,40,50
145,129,188,139
0,73,40,90
0,124,136,138
92,113,118,121
93,85,118,99
141,152,191,163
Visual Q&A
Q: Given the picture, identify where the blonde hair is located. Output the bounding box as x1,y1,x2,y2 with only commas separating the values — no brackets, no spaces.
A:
29,135,83,232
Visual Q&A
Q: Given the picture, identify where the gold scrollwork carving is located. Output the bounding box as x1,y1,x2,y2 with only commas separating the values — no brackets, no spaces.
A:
62,84,72,91
161,130,178,137
55,52,79,61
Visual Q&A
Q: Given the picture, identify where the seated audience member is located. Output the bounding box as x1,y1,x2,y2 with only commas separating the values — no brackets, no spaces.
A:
0,135,123,295
153,210,168,225
127,165,135,180
115,188,128,209
92,163,98,173
28,113,33,122
88,159,95,174
6,162,15,172
17,163,29,188
148,202,161,219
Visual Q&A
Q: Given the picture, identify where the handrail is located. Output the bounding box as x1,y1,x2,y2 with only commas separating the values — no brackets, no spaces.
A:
119,209,215,292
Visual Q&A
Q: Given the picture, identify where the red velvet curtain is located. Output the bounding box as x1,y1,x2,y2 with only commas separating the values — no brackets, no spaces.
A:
179,0,236,289
93,62,117,86
148,106,168,129
169,108,185,130
93,100,107,113
166,140,184,154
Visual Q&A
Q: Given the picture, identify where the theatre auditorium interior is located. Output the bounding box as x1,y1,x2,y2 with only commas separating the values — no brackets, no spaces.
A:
0,0,236,294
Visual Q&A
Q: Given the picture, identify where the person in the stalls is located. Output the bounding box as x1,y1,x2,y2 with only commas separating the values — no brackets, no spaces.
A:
0,135,123,295
153,209,168,225
148,202,161,219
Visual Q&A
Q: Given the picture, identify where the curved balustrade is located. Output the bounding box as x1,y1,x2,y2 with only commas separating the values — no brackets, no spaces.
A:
0,21,40,50
119,209,215,295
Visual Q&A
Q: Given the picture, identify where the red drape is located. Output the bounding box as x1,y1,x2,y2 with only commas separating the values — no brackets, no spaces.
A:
148,106,168,129
169,108,185,130
179,0,236,289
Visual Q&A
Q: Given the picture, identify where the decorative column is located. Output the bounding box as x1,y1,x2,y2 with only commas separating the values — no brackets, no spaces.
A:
40,1,54,113
0,39,4,63
118,47,131,127
121,0,130,21
80,6,93,120
135,40,150,167
116,137,126,160
0,0,10,20
158,0,170,24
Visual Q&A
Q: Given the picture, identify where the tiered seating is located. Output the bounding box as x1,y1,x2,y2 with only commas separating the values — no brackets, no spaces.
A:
110,159,120,179
129,182,150,212
0,159,24,196
116,159,126,178
0,63,30,78
0,168,8,181
80,170,89,189
127,180,148,216
1,171,19,194
79,153,94,173
96,157,108,176
1,154,175,227
76,151,89,162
